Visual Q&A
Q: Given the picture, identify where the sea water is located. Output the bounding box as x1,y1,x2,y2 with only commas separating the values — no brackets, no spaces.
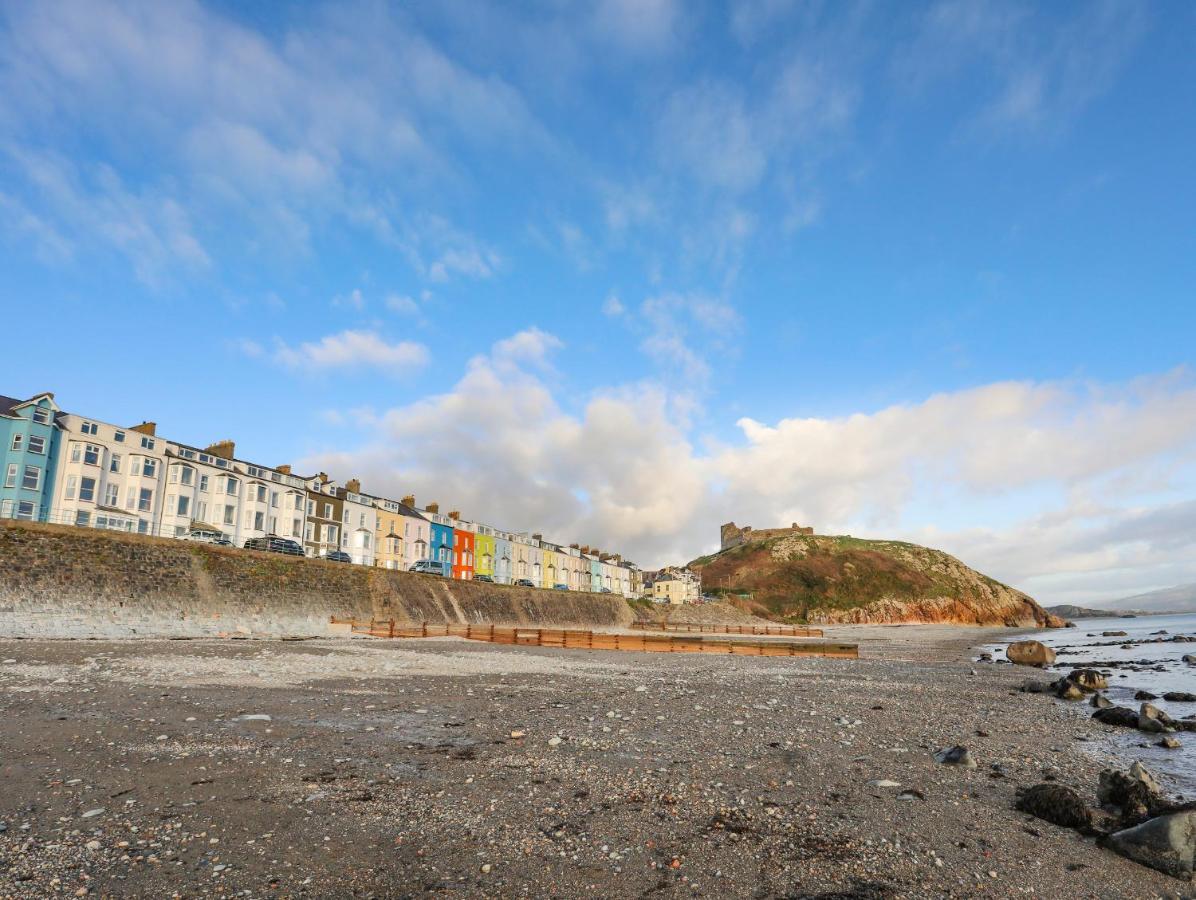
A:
989,614,1196,799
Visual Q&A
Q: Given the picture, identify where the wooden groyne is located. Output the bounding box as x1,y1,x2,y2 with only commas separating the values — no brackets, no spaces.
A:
332,619,858,659
630,622,823,637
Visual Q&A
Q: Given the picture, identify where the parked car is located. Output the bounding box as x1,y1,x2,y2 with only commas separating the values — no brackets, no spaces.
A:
514,578,536,588
409,559,450,576
212,538,234,547
599,587,612,594
183,527,224,544
553,583,569,591
243,536,304,556
473,573,494,583
324,550,352,563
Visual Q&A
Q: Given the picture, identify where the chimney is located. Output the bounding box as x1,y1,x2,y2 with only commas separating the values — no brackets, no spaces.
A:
580,545,591,554
319,472,330,484
277,464,291,474
402,494,415,507
532,532,542,541
205,439,235,460
130,421,156,436
569,543,579,550
426,501,439,514
346,478,361,493
448,510,460,521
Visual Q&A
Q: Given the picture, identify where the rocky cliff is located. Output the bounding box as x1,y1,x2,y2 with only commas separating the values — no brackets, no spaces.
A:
689,533,1064,628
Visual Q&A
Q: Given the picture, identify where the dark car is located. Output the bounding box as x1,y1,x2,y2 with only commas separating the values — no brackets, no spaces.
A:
473,573,494,583
599,587,612,594
244,536,304,556
553,583,569,591
514,578,536,588
324,550,352,563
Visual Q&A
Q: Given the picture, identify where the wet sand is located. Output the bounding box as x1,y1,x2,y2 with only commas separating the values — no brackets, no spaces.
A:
0,628,1187,898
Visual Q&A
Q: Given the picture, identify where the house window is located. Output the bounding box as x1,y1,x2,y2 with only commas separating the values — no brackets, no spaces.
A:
325,524,338,544
10,434,22,452
292,518,301,536
323,503,333,519
32,407,50,424
70,444,80,463
83,444,99,465
253,511,265,531
76,510,90,526
4,464,16,488
140,436,154,449
110,453,121,473
80,421,98,435
177,495,190,517
180,466,193,485
359,513,366,527
64,474,77,498
223,505,234,526
79,477,96,502
138,488,152,512
143,458,157,478
269,515,277,533
271,491,279,508
225,477,238,496
16,500,34,520
256,484,267,503
362,534,371,550
305,523,313,541
114,430,125,443
196,501,207,522
105,484,119,507
199,474,209,492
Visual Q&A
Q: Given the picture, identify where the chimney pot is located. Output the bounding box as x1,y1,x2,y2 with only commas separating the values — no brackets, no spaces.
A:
277,464,291,474
130,421,157,436
426,501,439,514
448,510,460,521
402,494,415,507
346,478,361,493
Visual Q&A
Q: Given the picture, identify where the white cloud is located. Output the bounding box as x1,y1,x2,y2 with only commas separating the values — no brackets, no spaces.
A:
602,294,625,316
385,293,419,315
268,330,429,375
592,0,678,52
298,342,1196,604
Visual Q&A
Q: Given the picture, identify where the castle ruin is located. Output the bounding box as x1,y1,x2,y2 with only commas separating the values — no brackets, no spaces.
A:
720,521,814,551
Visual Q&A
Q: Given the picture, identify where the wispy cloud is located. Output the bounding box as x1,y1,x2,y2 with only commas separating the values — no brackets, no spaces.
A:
265,330,429,375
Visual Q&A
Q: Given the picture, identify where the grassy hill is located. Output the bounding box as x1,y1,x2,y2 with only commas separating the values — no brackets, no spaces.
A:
689,532,1061,628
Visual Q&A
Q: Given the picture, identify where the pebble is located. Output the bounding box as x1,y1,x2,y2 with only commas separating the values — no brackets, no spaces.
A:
80,808,105,818
548,736,563,746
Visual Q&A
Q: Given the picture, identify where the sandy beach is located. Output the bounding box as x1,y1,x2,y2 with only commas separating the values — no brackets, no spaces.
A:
0,627,1189,898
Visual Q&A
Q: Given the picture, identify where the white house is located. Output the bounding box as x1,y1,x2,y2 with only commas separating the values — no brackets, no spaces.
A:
50,417,167,535
338,480,378,566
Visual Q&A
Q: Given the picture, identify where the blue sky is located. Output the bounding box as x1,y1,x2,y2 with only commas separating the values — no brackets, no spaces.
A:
2,0,1195,604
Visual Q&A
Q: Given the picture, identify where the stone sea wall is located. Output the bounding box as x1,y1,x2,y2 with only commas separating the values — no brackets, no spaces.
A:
0,521,635,638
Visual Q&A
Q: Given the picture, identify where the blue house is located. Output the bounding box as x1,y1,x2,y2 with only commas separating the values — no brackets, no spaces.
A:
0,392,64,522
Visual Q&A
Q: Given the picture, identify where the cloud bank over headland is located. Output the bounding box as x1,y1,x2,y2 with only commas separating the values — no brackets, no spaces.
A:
302,330,1196,607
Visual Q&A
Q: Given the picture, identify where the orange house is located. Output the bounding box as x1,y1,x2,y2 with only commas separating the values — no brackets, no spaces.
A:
451,514,475,580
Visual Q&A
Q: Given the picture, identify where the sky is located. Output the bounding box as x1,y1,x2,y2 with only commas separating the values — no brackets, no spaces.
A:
2,0,1195,606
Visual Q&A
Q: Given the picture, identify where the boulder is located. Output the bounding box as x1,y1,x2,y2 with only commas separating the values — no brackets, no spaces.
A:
1020,679,1053,694
1103,631,1129,637
1066,669,1108,691
1183,654,1195,665
1163,692,1196,703
1055,680,1086,701
1098,765,1163,822
1137,715,1169,734
1104,811,1196,879
1158,736,1181,749
933,745,977,768
1006,640,1056,668
1015,783,1093,829
1134,690,1158,701
1141,702,1176,727
1093,706,1141,729
1090,693,1114,709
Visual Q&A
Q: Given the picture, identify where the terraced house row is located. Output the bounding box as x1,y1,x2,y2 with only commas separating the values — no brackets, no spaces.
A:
0,392,641,598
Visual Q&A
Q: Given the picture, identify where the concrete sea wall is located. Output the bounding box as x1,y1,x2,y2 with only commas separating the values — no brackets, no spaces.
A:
0,522,635,638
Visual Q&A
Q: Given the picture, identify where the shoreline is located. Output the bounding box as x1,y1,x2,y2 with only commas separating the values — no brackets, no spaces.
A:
0,630,1188,897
